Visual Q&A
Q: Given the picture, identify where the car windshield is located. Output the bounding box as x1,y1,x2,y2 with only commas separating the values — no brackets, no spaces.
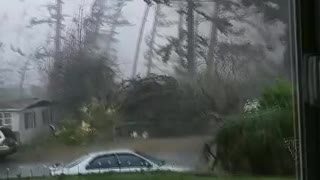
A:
64,155,88,168
135,151,165,166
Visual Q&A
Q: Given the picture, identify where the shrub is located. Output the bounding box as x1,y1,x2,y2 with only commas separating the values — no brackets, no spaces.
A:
216,110,294,175
259,79,292,110
57,121,85,145
80,101,120,138
56,100,120,145
214,79,294,175
57,120,95,145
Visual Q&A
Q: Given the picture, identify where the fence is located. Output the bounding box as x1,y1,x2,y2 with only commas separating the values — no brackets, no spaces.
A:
0,163,195,180
0,164,51,179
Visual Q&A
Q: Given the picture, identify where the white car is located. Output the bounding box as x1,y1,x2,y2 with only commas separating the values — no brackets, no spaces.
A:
49,149,191,176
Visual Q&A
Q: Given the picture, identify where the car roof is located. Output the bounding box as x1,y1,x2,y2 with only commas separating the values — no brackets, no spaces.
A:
87,149,136,157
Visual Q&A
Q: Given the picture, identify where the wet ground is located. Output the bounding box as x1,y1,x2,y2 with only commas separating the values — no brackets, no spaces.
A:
0,136,210,179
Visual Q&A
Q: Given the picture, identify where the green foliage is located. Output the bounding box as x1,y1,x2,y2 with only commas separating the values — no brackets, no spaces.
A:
56,120,93,145
55,100,122,145
214,80,294,175
80,100,121,135
259,79,292,110
216,110,294,175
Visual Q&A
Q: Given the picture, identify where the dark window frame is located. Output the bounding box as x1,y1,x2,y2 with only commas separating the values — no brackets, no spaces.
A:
42,109,50,125
0,112,12,128
294,0,320,179
24,112,36,129
86,154,119,170
115,153,151,168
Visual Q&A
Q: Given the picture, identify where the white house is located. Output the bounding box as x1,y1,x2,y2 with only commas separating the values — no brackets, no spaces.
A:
0,98,54,144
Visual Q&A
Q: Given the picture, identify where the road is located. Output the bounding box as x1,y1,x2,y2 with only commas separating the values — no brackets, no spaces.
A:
0,136,210,179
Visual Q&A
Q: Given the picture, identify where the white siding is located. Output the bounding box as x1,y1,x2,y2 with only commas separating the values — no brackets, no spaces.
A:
10,112,20,132
18,106,51,144
0,111,19,131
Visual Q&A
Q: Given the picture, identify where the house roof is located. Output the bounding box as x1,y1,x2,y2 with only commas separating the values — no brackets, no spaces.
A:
0,98,51,111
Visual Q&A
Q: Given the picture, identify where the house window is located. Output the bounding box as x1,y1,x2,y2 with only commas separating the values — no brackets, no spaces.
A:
42,109,50,125
0,112,12,129
24,112,36,129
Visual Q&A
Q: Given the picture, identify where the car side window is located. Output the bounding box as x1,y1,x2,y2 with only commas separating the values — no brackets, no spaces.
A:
87,154,119,169
116,153,151,168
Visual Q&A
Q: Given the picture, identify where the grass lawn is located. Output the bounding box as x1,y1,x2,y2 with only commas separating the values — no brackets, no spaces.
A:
26,173,295,180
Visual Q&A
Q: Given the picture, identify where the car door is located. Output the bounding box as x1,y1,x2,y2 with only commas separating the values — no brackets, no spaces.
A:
84,154,120,174
116,153,153,172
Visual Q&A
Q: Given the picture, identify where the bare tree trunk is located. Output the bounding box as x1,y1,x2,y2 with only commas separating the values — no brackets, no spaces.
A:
186,0,196,76
77,7,85,50
106,2,125,53
92,0,105,36
177,4,185,67
49,0,63,98
54,0,63,63
206,2,218,76
146,4,161,76
19,59,31,98
131,4,150,78
195,10,200,40
88,0,102,45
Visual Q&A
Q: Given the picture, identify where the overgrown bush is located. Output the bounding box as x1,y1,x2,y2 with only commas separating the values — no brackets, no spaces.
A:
57,120,95,145
80,101,118,131
214,79,294,175
56,100,120,145
259,79,292,110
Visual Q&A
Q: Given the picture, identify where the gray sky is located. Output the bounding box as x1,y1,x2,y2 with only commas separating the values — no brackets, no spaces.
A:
0,0,158,86
0,0,286,87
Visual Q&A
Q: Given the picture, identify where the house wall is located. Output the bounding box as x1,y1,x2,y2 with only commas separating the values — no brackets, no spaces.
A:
11,112,20,132
50,105,61,125
18,106,52,144
0,111,19,132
